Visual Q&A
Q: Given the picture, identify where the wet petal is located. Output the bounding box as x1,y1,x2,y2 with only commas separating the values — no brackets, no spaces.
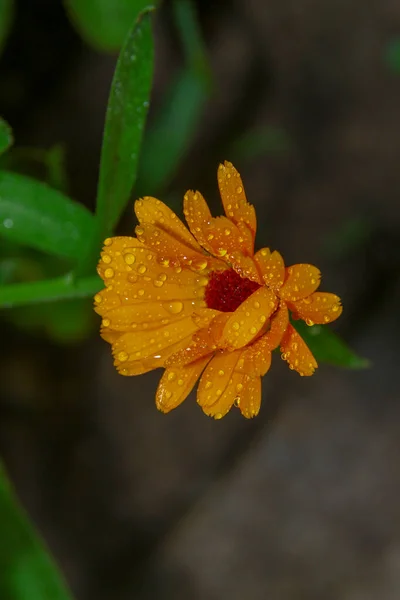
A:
291,292,343,325
238,375,261,418
135,196,201,251
228,252,263,284
254,249,285,291
183,190,214,252
156,356,211,413
202,215,252,259
279,264,321,302
197,350,241,409
97,236,143,284
112,316,201,364
261,301,289,350
238,339,272,377
221,287,278,350
217,161,256,237
135,222,223,272
280,324,317,376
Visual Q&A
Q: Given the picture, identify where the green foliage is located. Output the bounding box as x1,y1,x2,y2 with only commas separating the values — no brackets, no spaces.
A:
0,117,13,155
64,0,157,52
384,38,400,73
0,171,95,261
0,463,73,600
94,7,154,239
292,319,370,369
0,0,13,56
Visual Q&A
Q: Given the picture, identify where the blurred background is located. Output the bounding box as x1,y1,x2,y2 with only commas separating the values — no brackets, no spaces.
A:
1,0,400,598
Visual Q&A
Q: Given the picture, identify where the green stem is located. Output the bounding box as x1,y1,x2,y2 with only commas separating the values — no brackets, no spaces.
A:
0,273,101,308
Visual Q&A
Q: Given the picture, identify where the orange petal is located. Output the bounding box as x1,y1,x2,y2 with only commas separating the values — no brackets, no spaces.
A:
291,292,343,325
99,299,206,332
97,236,143,284
221,287,278,350
197,350,241,409
202,215,253,259
261,301,289,350
217,161,256,237
254,249,285,291
238,375,261,418
135,196,201,252
280,324,317,376
279,264,321,302
183,190,214,252
239,338,272,376
111,315,200,364
228,252,263,284
156,356,211,413
135,222,223,272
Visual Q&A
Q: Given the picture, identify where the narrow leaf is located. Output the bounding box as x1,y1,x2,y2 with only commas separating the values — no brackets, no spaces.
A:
0,117,13,155
0,171,95,261
95,7,154,237
64,0,157,52
0,273,101,308
292,319,370,369
0,462,73,600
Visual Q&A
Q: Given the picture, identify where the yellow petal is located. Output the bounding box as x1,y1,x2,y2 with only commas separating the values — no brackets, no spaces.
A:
239,337,272,376
112,316,200,363
280,324,317,376
261,301,289,351
156,356,211,413
279,264,321,302
135,222,223,272
217,161,257,237
221,287,278,350
228,251,263,284
197,350,241,409
115,334,195,376
135,196,201,252
291,292,343,325
183,190,214,252
238,375,261,418
254,249,285,291
97,236,143,283
202,215,252,259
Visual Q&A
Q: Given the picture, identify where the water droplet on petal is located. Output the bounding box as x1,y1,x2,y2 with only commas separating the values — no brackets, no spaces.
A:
102,254,111,264
124,253,135,265
167,372,176,381
306,318,314,326
232,322,240,330
215,413,223,420
104,268,114,278
94,294,102,304
102,318,110,327
138,264,147,274
118,351,128,362
104,238,112,246
205,381,213,389
167,301,183,314
218,369,225,376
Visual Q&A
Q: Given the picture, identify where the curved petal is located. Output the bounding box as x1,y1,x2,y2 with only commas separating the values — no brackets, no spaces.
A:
280,324,317,376
135,196,201,251
291,292,343,324
111,315,201,365
238,375,261,418
254,249,285,291
221,287,278,350
217,161,256,237
97,236,142,284
239,338,272,376
261,301,289,351
201,370,241,419
135,222,224,272
183,190,214,252
202,215,252,259
279,264,321,302
228,252,263,284
156,356,211,413
197,350,241,409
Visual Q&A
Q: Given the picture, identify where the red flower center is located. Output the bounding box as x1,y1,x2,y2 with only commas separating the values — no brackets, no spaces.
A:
205,269,261,312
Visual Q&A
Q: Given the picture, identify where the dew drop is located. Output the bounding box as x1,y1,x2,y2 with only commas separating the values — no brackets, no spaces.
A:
218,369,225,376
117,351,128,362
167,372,176,381
104,238,112,246
259,315,266,323
306,318,314,326
124,253,136,265
224,228,231,236
177,379,184,386
323,315,330,323
250,326,257,334
207,234,214,241
205,381,213,389
104,268,114,279
138,264,147,274
292,342,298,351
154,280,164,287
236,383,243,392
167,301,183,314
254,301,260,309
94,294,102,304
332,304,339,312
165,390,172,400
138,289,145,296
216,389,222,396
281,353,287,360
102,254,111,264
215,413,223,420
102,318,110,327
236,185,243,194
136,226,144,236
234,397,241,407
232,322,240,330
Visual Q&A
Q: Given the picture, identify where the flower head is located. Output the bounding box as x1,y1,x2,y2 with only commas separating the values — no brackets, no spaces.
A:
94,162,342,418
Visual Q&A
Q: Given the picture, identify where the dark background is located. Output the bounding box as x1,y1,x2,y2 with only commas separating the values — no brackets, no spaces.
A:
1,0,400,598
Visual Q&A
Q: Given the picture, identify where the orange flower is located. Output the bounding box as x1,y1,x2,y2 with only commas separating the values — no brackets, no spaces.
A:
94,161,342,419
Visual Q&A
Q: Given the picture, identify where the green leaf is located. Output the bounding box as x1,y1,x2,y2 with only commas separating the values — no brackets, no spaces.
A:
136,67,208,194
0,117,13,155
95,7,154,238
172,0,211,82
0,273,101,308
384,38,400,74
0,461,73,600
0,171,95,261
0,0,13,56
292,319,370,369
64,0,158,52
